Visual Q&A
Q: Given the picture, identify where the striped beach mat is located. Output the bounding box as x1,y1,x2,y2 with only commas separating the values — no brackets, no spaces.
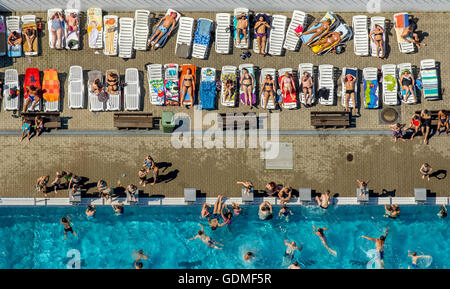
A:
421,69,439,100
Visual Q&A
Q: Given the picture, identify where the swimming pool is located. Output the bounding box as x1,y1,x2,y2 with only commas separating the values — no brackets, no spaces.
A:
0,205,447,269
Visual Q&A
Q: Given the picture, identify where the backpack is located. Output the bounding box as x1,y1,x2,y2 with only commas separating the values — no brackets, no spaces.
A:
318,88,330,100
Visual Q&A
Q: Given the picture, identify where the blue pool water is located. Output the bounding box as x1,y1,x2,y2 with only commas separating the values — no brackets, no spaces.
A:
0,205,447,269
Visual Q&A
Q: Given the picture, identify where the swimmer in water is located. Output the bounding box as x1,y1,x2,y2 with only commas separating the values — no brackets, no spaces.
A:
85,204,96,218
288,261,300,269
312,225,337,257
132,249,149,261
361,227,389,269
278,205,294,221
283,239,302,265
201,202,211,218
60,216,77,240
231,202,242,215
189,223,223,250
408,250,431,269
112,203,124,215
134,260,143,269
438,204,447,218
244,251,255,262
258,201,273,220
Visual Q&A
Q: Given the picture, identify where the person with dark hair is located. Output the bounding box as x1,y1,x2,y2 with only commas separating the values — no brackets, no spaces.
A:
437,110,449,136
283,239,301,266
20,119,32,143
189,223,223,249
134,260,143,269
420,109,432,144
389,123,406,143
315,190,331,209
361,227,389,269
369,24,384,58
23,85,42,112
36,175,49,197
278,186,292,205
112,202,124,215
254,15,270,55
438,204,447,218
301,19,332,45
408,250,431,269
132,249,149,261
86,204,96,218
384,204,400,218
244,251,254,262
419,163,432,181
401,22,425,48
344,73,357,114
313,225,337,256
288,260,300,269
278,205,294,222
61,215,77,240
258,201,273,220
265,182,280,196
180,68,194,108
34,115,44,137
236,13,248,45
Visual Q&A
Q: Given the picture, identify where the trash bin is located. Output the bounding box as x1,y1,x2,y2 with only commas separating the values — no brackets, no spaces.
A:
161,111,175,133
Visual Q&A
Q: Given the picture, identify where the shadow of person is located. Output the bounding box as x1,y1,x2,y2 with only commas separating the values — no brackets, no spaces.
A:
381,189,396,197
430,170,447,180
156,169,179,184
156,162,172,173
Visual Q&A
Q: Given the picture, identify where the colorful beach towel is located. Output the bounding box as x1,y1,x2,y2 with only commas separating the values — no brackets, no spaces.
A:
42,69,60,102
199,68,216,110
221,73,237,103
22,23,37,54
364,79,379,108
88,8,102,48
384,74,396,92
279,74,297,105
165,80,180,106
421,69,439,99
150,79,165,105
193,19,212,45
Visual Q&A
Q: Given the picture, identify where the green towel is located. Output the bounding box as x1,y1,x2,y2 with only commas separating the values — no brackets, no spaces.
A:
384,75,396,92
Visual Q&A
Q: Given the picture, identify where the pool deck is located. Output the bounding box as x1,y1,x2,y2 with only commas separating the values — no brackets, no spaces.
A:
0,11,449,199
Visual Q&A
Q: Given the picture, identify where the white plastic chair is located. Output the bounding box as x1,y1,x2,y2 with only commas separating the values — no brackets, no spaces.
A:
124,68,141,110
3,69,19,111
215,13,231,54
68,66,85,109
119,17,134,59
268,14,287,56
352,15,369,56
283,10,306,51
318,64,335,106
175,17,194,58
381,64,398,105
134,10,149,51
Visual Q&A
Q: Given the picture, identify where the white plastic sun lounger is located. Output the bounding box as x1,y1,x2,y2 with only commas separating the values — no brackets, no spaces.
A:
48,8,65,49
221,65,238,107
420,59,440,101
192,18,213,59
260,68,277,110
397,62,417,104
134,10,150,51
147,64,165,106
215,13,231,54
268,14,287,56
21,15,38,56
234,8,249,49
124,68,141,110
278,67,297,109
394,12,415,54
64,9,80,50
87,7,103,49
283,10,306,51
352,15,369,56
362,67,380,109
0,16,6,57
298,63,315,106
175,17,194,58
341,67,358,108
118,17,134,58
370,16,385,57
103,15,119,56
3,69,19,111
381,64,398,105
253,13,271,54
88,70,105,112
68,66,85,109
106,69,121,111
318,65,335,106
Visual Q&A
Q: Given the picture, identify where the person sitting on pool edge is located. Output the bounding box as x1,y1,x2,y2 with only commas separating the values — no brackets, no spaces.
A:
315,190,331,209
189,223,223,250
208,195,228,230
258,201,273,220
236,181,253,196
265,181,281,196
278,186,292,205
384,204,400,218
125,184,138,202
437,110,449,136
36,175,49,197
356,179,369,195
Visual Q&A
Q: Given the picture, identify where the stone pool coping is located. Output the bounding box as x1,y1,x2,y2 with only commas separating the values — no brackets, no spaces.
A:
0,197,447,207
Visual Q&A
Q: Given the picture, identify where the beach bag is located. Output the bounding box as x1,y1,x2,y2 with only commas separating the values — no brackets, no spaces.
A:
318,88,329,100
335,45,345,54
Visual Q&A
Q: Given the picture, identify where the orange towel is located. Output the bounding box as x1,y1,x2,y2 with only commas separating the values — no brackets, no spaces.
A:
43,69,60,102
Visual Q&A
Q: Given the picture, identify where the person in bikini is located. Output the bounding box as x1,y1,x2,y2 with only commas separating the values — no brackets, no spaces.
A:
281,72,296,102
404,113,421,140
240,68,254,108
301,19,332,45
24,27,36,52
189,223,223,249
261,74,277,110
437,110,449,136
7,31,22,47
369,24,384,58
313,225,337,256
344,73,357,115
400,69,416,103
61,216,77,240
231,202,242,216
312,31,343,55
143,155,159,186
237,13,248,44
66,12,79,37
224,79,235,101
180,68,194,108
301,72,313,107
91,77,104,97
361,227,389,269
315,190,331,209
23,85,42,112
208,195,228,230
106,72,119,95
147,12,178,49
254,15,270,55
420,109,432,144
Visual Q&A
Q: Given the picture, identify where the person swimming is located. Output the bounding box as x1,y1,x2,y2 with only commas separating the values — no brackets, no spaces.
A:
361,227,389,269
313,225,337,257
61,216,77,240
132,249,149,261
408,250,431,269
85,204,96,218
438,205,447,218
282,239,302,267
201,202,211,218
278,205,293,221
244,251,255,262
258,201,273,220
189,223,223,250
112,203,124,215
231,202,242,216
288,261,300,269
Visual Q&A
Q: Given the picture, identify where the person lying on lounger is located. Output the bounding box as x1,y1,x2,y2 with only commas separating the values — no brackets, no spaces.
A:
237,13,248,44
301,72,313,107
50,11,64,49
66,12,79,37
400,69,416,103
401,23,426,48
23,85,42,112
437,110,449,136
312,31,343,55
369,24,384,58
240,68,254,108
147,12,178,50
180,68,194,108
24,27,36,52
208,195,228,230
300,18,332,45
7,31,22,47
261,74,277,110
254,15,270,55
344,73,357,115
224,79,235,101
106,72,119,95
91,78,104,95
281,72,296,101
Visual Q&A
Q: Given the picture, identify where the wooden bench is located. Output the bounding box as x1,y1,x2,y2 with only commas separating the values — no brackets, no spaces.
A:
311,111,351,128
414,110,448,126
22,112,61,129
113,113,155,129
218,113,258,130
